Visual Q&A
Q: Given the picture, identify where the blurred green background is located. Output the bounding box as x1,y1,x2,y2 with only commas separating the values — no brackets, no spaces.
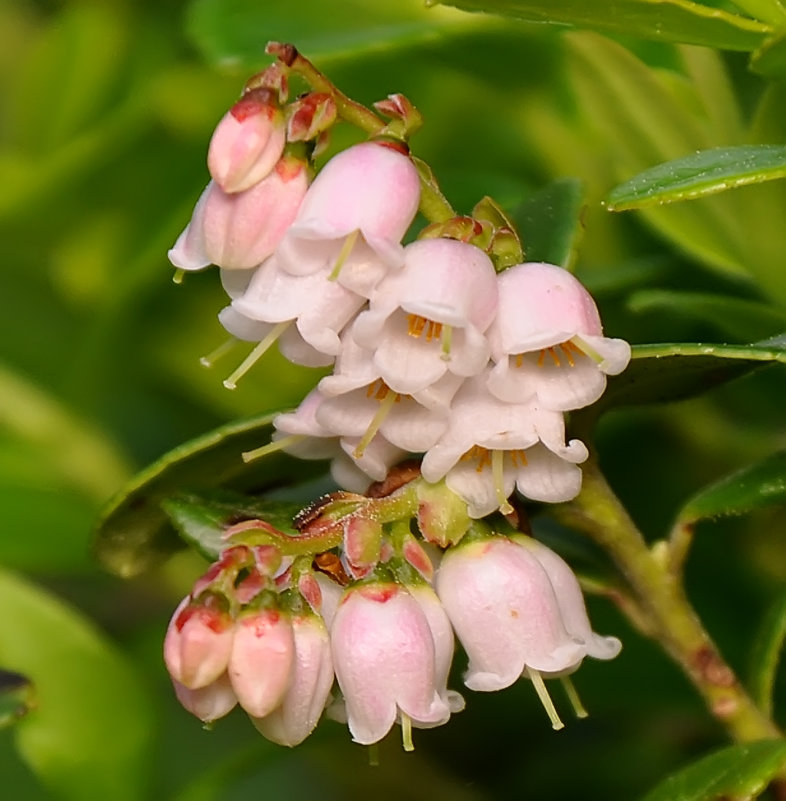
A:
1,0,785,799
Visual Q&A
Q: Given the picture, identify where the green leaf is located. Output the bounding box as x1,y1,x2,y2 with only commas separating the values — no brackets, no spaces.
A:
596,335,786,410
433,0,771,51
162,490,304,561
94,411,327,578
639,740,786,801
0,567,152,801
606,145,786,210
511,178,585,270
626,290,786,341
0,669,34,729
751,28,786,78
185,0,488,71
679,451,786,524
749,592,786,718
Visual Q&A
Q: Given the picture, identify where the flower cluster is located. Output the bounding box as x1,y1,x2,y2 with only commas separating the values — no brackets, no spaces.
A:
163,480,620,747
164,47,629,751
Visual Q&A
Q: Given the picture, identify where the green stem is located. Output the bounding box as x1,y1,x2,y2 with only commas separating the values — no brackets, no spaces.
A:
555,457,779,743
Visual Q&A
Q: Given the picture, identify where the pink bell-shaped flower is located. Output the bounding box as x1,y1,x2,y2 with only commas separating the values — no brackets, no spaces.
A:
228,607,295,718
420,372,588,517
163,595,235,690
435,537,586,691
207,88,287,194
172,673,238,722
487,263,631,411
331,582,452,745
350,238,497,395
168,155,308,272
251,612,334,746
276,141,421,296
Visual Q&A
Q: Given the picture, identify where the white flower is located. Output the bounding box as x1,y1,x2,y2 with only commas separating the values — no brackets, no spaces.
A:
487,262,631,411
172,673,238,723
276,141,421,296
331,582,452,745
350,238,497,394
420,373,588,517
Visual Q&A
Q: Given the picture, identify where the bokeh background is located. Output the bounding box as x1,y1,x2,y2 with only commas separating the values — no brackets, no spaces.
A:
1,1,786,799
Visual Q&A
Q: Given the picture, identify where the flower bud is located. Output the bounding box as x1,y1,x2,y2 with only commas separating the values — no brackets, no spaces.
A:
207,88,287,194
163,596,235,690
228,607,294,718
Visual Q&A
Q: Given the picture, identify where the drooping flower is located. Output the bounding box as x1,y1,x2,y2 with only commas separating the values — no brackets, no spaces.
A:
276,141,421,296
251,612,334,747
486,262,631,411
350,238,498,394
168,155,309,272
435,536,585,690
420,372,588,517
163,595,235,690
331,582,453,745
207,88,287,194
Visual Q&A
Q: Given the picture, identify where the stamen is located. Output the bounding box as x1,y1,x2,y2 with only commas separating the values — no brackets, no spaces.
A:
328,229,360,281
559,343,576,367
440,324,453,361
353,388,399,458
570,335,604,365
526,667,564,730
560,676,589,719
242,434,306,463
514,352,524,368
200,337,239,368
492,449,514,514
510,449,528,468
407,314,427,337
172,268,185,285
537,350,546,368
547,346,561,366
223,321,292,390
401,712,415,752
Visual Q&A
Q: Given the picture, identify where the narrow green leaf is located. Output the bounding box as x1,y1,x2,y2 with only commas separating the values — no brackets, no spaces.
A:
751,28,786,78
596,335,786,409
434,0,771,51
0,568,152,801
749,592,786,718
162,490,304,561
0,669,34,729
606,145,786,210
639,740,786,801
94,411,326,578
626,290,786,341
679,451,786,524
186,0,485,71
511,178,585,270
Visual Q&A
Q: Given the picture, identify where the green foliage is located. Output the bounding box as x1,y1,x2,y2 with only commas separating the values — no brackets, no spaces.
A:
750,593,786,719
638,740,786,801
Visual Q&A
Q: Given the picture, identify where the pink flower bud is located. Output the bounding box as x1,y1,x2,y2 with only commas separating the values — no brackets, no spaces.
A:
163,596,235,690
435,538,585,691
207,88,287,194
251,614,334,746
331,582,451,744
172,673,238,722
228,608,294,718
168,156,308,272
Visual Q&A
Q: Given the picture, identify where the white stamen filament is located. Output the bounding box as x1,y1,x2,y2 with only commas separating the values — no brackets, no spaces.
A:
560,676,589,719
242,434,306,463
353,389,398,458
222,321,292,389
440,324,453,361
526,667,564,730
200,337,239,368
492,450,514,515
172,268,185,285
401,712,415,752
328,229,360,281
367,744,380,767
570,335,604,365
